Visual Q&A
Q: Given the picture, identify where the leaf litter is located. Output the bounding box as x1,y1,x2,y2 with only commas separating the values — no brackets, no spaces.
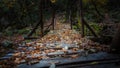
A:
0,22,110,67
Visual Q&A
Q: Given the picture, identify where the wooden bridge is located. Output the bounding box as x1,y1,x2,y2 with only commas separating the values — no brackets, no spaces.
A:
0,22,120,68
0,0,120,68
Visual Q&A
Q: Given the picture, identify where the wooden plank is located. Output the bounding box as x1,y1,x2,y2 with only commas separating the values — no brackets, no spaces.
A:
41,58,120,68
57,59,120,68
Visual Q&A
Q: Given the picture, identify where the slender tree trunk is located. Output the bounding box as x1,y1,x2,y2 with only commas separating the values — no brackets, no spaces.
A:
40,0,44,37
27,0,43,37
65,0,70,23
79,0,98,38
70,10,73,29
79,0,85,37
69,1,72,29
91,0,104,18
51,4,55,30
111,24,120,53
66,0,73,29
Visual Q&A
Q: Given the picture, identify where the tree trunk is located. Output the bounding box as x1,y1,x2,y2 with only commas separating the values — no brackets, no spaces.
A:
79,0,98,38
70,10,73,29
111,24,120,53
65,0,70,23
40,0,44,37
51,4,55,30
27,0,43,37
91,0,104,18
79,0,85,37
69,1,72,29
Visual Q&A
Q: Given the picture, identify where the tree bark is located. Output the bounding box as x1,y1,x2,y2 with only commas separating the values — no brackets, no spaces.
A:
79,0,85,37
40,0,44,37
69,2,72,29
79,0,98,38
51,3,55,30
65,0,70,23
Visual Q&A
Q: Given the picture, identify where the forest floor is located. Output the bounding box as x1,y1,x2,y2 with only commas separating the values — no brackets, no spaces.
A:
0,21,118,68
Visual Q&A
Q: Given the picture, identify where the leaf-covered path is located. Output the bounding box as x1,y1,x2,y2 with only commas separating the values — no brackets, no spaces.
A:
0,22,117,68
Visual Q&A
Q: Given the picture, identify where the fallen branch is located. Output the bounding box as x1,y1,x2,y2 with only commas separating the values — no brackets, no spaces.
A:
83,19,98,38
